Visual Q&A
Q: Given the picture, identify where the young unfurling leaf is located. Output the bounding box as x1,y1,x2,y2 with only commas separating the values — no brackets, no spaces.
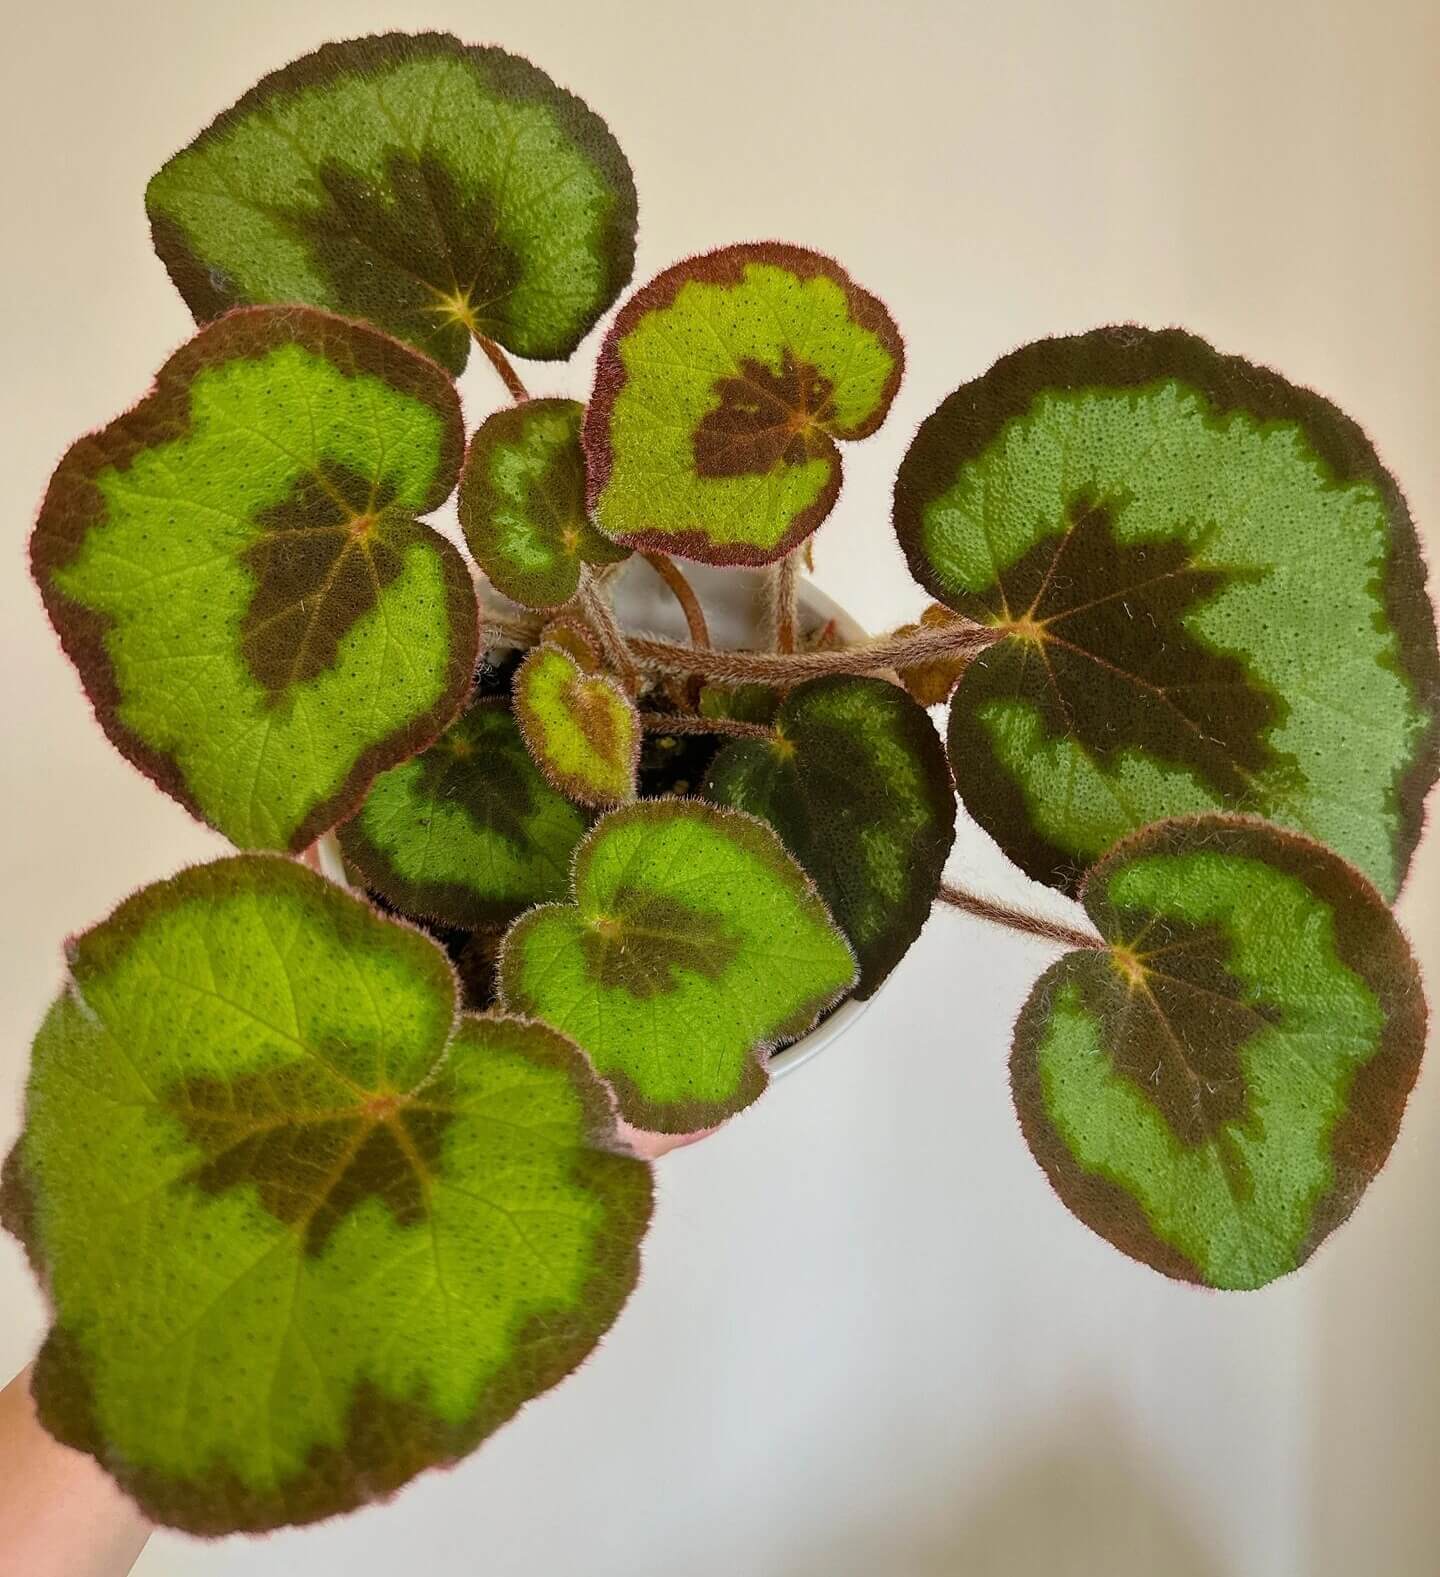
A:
460,399,628,608
338,698,587,928
894,327,1440,897
1011,815,1425,1290
513,643,641,808
499,799,857,1134
585,244,903,565
31,307,476,851
1,857,651,1533
147,34,637,373
706,676,954,997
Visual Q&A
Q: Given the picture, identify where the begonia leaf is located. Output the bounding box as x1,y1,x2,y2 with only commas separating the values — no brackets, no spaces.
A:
499,799,856,1134
584,243,903,565
1,856,651,1533
459,398,628,608
146,33,637,373
894,327,1440,897
513,643,640,808
339,697,587,928
706,676,954,996
1011,815,1425,1290
32,307,476,851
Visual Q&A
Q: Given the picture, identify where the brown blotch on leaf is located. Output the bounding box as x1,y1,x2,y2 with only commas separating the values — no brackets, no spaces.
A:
951,497,1290,889
241,464,407,699
413,709,540,852
566,673,625,762
279,152,524,374
580,886,743,998
174,1061,452,1254
1079,918,1281,1152
694,351,837,479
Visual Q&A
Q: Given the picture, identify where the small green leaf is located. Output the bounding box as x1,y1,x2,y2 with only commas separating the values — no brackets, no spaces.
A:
146,33,637,373
1011,815,1425,1290
338,697,588,928
706,676,954,997
584,243,904,565
32,307,476,851
893,326,1440,898
459,399,628,608
499,799,857,1134
1,856,651,1533
514,643,640,808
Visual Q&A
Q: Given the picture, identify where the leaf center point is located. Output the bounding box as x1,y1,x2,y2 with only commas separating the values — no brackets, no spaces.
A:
1109,944,1148,990
431,286,481,336
1003,613,1049,645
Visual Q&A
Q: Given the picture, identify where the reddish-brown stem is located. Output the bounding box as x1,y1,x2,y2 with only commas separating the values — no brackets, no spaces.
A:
475,334,529,402
935,882,1103,951
642,553,710,647
770,552,800,654
628,620,1000,686
576,569,641,692
640,712,775,741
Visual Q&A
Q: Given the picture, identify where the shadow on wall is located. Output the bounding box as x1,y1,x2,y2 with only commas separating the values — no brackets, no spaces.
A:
784,1398,1224,1577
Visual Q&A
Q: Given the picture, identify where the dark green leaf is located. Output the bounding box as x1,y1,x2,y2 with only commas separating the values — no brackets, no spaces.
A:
1011,815,1425,1289
147,34,637,372
894,327,1440,898
706,676,954,996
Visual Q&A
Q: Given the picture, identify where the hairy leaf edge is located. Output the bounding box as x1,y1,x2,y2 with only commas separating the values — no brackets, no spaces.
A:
0,853,653,1533
1008,811,1427,1288
30,305,479,853
496,795,859,1135
145,31,638,371
582,242,905,566
893,324,1440,895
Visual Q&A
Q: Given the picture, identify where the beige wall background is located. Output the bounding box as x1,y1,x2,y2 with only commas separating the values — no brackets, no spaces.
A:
2,2,1437,1572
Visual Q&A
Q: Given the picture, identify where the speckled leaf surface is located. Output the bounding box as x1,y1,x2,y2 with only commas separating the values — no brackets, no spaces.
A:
1,857,651,1533
1011,815,1425,1290
339,698,587,928
894,327,1440,897
584,243,903,565
499,799,856,1134
514,643,640,808
706,676,954,996
459,399,628,608
147,33,637,373
31,308,476,851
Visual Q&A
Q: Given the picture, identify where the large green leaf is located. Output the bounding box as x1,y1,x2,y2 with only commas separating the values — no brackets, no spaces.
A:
584,243,904,565
338,697,587,928
893,327,1440,898
459,398,628,608
0,857,651,1533
146,33,637,373
499,799,857,1134
513,642,640,808
32,308,476,851
1011,815,1425,1290
705,676,954,997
